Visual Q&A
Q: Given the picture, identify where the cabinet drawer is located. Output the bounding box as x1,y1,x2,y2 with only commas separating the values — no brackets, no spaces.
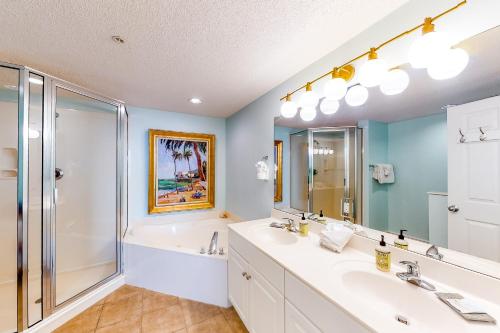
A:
229,230,284,293
285,300,321,333
285,271,371,333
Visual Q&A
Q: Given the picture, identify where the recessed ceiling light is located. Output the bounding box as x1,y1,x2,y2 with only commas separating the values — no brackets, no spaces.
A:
28,77,43,85
189,97,202,104
112,35,125,44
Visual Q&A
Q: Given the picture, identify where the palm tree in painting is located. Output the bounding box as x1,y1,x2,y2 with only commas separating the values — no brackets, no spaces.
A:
171,150,183,194
183,148,194,190
184,141,207,181
159,139,207,181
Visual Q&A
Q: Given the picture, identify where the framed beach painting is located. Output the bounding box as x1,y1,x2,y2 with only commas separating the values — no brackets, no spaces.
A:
148,129,215,214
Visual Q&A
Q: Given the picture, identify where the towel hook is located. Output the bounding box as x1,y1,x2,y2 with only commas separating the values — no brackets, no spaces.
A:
479,127,487,141
458,128,466,143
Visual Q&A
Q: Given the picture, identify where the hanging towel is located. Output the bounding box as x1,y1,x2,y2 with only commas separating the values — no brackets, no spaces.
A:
372,164,395,184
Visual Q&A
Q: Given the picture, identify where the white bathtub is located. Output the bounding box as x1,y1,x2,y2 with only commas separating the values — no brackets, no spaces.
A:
124,213,233,307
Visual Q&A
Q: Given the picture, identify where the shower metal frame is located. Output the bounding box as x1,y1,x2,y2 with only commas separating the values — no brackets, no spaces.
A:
0,60,127,332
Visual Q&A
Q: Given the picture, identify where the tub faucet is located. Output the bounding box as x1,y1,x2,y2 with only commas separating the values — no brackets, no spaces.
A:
208,231,218,255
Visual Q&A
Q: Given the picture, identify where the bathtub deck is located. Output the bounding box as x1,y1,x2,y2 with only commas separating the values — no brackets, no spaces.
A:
53,284,248,333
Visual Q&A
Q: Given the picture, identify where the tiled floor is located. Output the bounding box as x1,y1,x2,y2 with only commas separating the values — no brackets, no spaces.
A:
53,285,248,333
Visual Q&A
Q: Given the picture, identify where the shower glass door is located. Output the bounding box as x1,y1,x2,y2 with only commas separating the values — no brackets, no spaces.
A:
0,65,19,333
53,85,119,306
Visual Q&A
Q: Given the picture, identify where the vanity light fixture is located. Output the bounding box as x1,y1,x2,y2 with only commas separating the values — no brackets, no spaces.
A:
408,18,451,69
345,85,369,107
358,48,388,88
427,47,469,80
28,77,43,85
280,93,298,118
380,68,410,95
319,97,340,115
278,0,467,121
189,97,202,104
323,66,353,100
299,82,319,108
299,106,317,122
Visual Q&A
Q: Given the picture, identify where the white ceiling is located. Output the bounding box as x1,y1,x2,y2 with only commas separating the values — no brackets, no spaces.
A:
275,25,500,128
0,0,408,117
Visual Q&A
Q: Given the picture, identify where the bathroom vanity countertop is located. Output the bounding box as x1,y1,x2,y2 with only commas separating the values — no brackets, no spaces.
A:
228,217,500,333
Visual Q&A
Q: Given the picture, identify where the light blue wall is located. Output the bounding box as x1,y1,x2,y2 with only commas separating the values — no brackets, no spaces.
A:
127,106,226,221
274,126,295,209
387,113,447,240
359,120,388,231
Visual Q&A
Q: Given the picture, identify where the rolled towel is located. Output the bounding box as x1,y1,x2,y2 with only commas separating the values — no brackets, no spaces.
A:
320,223,354,253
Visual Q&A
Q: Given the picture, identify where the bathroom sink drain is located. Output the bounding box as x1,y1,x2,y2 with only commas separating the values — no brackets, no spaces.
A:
395,314,410,326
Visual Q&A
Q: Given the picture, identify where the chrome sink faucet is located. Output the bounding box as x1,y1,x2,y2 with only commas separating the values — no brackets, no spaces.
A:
396,260,436,291
269,217,299,233
307,213,319,222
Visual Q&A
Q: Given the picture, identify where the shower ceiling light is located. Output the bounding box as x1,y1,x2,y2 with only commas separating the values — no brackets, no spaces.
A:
380,68,409,95
189,97,202,104
299,106,317,121
280,94,298,118
299,83,319,108
345,85,368,107
427,48,469,80
28,77,43,85
358,48,388,88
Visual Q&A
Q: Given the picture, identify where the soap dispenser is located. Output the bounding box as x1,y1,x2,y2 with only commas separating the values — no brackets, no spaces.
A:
299,213,309,236
317,210,327,224
394,229,408,250
375,235,391,272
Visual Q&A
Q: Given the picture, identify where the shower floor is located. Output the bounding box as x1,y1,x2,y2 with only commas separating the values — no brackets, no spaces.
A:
0,262,115,333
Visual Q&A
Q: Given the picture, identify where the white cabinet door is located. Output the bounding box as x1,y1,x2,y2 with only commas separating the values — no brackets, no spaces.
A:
448,96,500,262
248,266,284,333
285,300,321,333
228,247,250,326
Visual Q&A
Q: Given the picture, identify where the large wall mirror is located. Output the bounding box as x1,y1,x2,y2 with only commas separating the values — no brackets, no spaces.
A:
274,25,500,279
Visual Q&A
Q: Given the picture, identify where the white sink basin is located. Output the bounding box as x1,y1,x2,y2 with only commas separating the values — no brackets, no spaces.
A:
252,226,298,245
330,260,472,332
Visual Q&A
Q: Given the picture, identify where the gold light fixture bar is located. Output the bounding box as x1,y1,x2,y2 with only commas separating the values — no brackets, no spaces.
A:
280,0,467,101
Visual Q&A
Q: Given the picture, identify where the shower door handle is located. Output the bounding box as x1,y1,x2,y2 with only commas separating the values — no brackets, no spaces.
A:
55,168,64,180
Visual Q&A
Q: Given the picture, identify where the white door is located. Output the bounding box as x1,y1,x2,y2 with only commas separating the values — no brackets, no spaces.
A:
228,248,250,326
448,96,500,262
248,266,284,333
285,300,321,333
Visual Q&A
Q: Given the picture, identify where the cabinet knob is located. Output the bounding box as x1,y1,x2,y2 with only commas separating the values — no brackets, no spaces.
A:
242,272,247,277
448,205,459,213
245,274,252,280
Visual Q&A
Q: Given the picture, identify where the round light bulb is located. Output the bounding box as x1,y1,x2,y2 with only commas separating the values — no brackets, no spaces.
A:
358,57,388,88
323,77,347,100
427,48,469,80
280,100,297,118
380,68,410,96
299,106,317,121
345,85,369,107
313,148,319,154
408,31,451,69
329,149,334,154
319,98,340,115
299,90,319,108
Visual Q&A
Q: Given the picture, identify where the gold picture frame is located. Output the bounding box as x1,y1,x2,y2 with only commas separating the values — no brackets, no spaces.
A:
148,129,215,214
274,140,283,202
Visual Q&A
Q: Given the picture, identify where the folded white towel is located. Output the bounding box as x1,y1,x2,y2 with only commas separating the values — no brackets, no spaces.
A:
319,223,354,253
372,164,394,184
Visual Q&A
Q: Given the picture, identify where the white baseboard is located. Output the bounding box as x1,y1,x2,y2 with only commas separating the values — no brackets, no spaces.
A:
25,275,125,333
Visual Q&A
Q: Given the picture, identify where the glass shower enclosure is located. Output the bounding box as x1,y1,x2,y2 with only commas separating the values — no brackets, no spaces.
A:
289,127,362,223
0,61,127,333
